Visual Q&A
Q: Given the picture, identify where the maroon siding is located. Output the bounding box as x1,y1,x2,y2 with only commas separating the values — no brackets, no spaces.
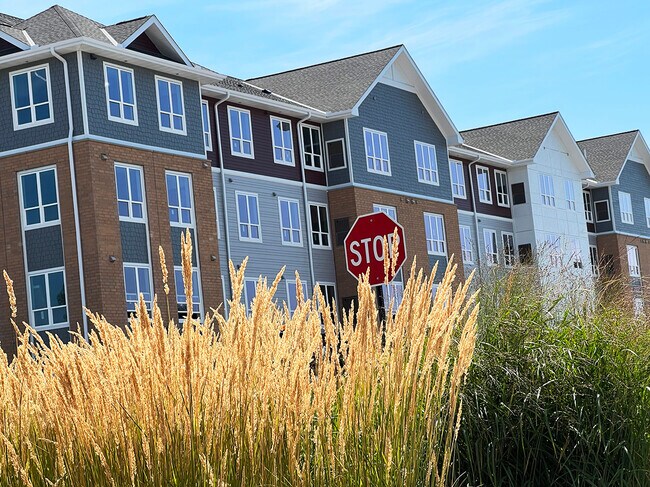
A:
587,222,596,233
0,38,20,57
452,157,512,219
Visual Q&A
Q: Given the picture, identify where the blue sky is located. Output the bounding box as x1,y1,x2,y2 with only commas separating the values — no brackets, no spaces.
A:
3,1,649,140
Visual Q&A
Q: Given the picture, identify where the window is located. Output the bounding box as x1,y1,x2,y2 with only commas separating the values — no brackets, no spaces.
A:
10,64,53,129
459,226,474,264
309,203,330,248
104,63,137,124
155,76,185,134
115,164,145,222
627,245,640,277
449,160,466,198
502,232,515,267
495,170,509,207
244,279,257,315
124,264,153,314
589,245,599,276
414,141,438,185
326,139,346,170
28,269,67,329
584,191,593,222
201,100,212,151
318,283,337,310
236,192,261,242
364,128,390,175
373,204,397,221
544,234,561,267
539,174,555,207
19,167,59,227
512,182,526,205
279,198,302,246
382,278,404,311
302,124,323,170
619,191,634,224
564,180,576,211
228,106,253,157
286,280,308,316
270,116,293,165
476,166,492,204
424,213,446,256
645,198,650,228
595,200,610,222
483,229,498,266
166,172,193,226
174,268,201,321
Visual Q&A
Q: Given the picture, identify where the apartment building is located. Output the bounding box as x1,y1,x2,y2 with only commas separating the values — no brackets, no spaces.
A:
578,131,650,311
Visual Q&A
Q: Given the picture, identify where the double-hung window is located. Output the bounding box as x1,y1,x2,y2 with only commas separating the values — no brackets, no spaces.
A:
483,229,498,266
619,191,634,224
627,245,640,277
174,268,201,321
364,128,391,175
20,167,59,227
228,106,253,157
495,170,509,207
373,204,397,221
539,174,555,207
29,268,68,329
309,203,330,248
424,213,446,256
645,198,650,228
584,191,593,222
326,139,346,170
286,280,308,316
236,192,261,242
201,100,212,151
279,197,302,246
104,63,137,124
124,264,153,314
595,200,610,222
450,160,466,198
414,141,438,185
502,232,515,267
271,116,293,165
564,180,576,210
459,226,474,264
156,76,185,134
476,166,492,203
318,283,337,310
166,172,193,226
302,124,323,170
10,64,53,129
115,164,145,222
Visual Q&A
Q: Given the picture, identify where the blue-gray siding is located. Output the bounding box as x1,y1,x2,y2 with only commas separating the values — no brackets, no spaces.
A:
609,160,650,237
592,187,613,233
322,120,349,186
171,227,197,266
120,222,150,264
25,225,64,272
457,212,515,279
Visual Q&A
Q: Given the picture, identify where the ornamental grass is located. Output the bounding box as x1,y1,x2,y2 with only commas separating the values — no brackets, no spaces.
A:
0,231,478,486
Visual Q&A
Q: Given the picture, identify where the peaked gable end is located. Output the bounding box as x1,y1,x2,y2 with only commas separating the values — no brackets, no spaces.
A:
121,16,191,66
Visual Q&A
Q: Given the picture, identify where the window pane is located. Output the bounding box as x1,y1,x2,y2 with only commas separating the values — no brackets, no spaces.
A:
166,174,179,207
21,173,39,209
120,70,134,104
107,67,120,101
34,104,50,121
248,197,259,225
241,112,251,140
13,73,30,108
179,177,191,208
132,203,143,219
230,110,241,139
280,201,290,227
30,274,47,310
39,170,57,205
173,115,183,131
109,101,121,118
52,306,67,324
48,272,66,306
129,169,143,203
160,113,171,128
138,268,151,297
115,167,129,200
170,83,183,115
31,69,48,104
237,195,248,224
310,206,320,232
44,205,58,222
290,202,300,229
124,267,137,295
17,108,32,125
158,80,170,112
26,209,40,225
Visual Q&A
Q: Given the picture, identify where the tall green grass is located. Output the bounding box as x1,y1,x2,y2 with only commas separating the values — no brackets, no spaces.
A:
455,265,650,486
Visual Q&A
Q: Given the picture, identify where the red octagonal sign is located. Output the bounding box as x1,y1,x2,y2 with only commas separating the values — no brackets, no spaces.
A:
344,212,407,286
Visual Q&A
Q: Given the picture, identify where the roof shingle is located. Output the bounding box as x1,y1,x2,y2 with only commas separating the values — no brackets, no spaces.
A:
577,131,638,183
104,16,152,44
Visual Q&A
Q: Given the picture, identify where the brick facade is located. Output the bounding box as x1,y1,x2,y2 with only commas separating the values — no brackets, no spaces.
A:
596,233,650,304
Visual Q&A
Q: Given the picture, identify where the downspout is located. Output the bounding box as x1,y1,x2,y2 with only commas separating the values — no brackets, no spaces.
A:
213,94,232,300
51,47,88,339
467,155,482,271
297,111,317,292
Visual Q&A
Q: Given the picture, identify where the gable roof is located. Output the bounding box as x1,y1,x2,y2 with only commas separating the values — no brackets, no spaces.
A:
104,16,152,44
577,130,640,183
14,5,107,45
461,112,559,161
248,45,401,113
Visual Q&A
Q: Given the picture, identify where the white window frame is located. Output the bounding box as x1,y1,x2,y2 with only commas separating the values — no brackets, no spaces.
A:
449,159,466,199
564,179,576,211
424,213,446,256
539,174,555,207
278,197,302,247
502,231,515,267
309,202,331,249
459,225,474,265
235,191,262,243
316,282,337,310
18,165,60,230
243,278,257,315
174,266,203,322
483,229,498,266
228,106,254,158
619,191,634,224
589,245,599,277
627,245,640,277
645,197,650,228
584,191,593,223
10,63,54,130
201,100,212,151
114,163,147,224
594,200,611,223
494,169,510,207
123,263,154,315
104,62,138,126
270,115,294,166
476,166,492,204
26,266,69,332
363,128,391,176
286,280,308,316
325,138,347,171
414,140,439,185
166,171,195,228
301,123,324,171
373,204,397,221
155,75,186,135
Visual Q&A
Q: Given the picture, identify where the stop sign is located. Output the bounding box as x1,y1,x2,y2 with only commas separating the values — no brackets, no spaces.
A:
344,212,407,286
